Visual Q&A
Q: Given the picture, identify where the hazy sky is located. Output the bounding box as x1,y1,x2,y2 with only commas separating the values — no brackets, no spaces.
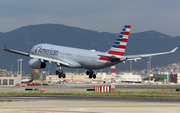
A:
0,0,180,36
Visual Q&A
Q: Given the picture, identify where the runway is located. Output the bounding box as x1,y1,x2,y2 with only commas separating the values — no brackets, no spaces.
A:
0,96,180,113
0,84,179,112
1,95,180,102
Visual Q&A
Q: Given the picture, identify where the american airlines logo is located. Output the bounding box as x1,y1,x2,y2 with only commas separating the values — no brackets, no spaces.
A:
35,45,58,56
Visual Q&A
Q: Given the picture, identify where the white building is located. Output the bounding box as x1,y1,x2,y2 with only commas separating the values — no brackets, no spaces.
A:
46,72,142,84
177,73,180,84
115,73,142,83
0,68,7,77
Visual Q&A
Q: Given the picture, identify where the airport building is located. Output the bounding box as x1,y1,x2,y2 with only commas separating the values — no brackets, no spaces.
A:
0,77,21,85
46,72,142,83
0,68,22,85
152,73,180,83
115,73,142,83
0,68,7,77
46,72,103,83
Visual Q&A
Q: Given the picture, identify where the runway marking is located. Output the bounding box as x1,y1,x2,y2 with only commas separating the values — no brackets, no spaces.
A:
2,105,180,109
7,97,48,98
10,111,65,113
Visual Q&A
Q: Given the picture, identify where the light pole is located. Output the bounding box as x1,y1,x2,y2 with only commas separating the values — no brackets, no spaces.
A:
41,69,42,81
17,59,23,77
17,59,19,74
130,61,132,72
20,59,23,77
48,65,50,76
149,57,151,81
101,69,103,82
147,62,149,77
11,65,13,75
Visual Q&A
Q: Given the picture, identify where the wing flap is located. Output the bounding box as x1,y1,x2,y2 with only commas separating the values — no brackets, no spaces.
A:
30,54,70,66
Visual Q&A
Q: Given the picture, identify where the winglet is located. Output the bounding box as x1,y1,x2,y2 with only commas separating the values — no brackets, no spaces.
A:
170,47,178,53
3,43,8,50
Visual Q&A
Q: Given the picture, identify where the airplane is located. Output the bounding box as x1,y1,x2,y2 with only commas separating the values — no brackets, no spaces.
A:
143,78,162,84
3,25,178,79
21,73,35,83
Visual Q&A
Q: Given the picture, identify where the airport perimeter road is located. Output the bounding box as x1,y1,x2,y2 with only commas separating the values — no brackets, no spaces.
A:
0,96,180,113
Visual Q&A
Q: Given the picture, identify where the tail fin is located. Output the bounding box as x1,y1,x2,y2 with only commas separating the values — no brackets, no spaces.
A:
107,25,131,56
29,73,35,83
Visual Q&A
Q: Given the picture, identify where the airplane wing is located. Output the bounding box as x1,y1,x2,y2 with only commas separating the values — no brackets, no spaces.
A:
3,44,70,66
98,47,178,62
125,47,178,59
30,54,70,66
3,44,29,56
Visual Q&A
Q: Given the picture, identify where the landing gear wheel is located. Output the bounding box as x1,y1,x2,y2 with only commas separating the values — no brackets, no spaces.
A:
56,70,63,75
86,71,90,75
93,74,96,79
56,70,59,75
89,74,92,79
86,70,96,79
58,74,62,78
56,69,63,78
62,74,66,78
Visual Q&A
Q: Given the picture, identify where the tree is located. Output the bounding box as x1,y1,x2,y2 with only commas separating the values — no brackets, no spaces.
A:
29,72,40,80
144,76,164,82
43,76,46,81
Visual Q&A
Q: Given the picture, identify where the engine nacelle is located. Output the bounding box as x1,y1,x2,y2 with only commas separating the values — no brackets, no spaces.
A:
29,59,46,69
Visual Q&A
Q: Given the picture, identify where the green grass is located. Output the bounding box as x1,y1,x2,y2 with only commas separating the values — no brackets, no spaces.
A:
74,84,180,89
114,85,180,89
1,91,180,98
48,84,65,86
0,99,12,102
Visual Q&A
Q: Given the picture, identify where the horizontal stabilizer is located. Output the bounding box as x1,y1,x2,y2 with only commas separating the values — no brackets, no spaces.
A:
98,54,127,62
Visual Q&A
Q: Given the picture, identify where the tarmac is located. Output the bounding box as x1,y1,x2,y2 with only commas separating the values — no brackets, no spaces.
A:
0,98,180,113
0,84,179,112
0,96,179,113
0,84,173,92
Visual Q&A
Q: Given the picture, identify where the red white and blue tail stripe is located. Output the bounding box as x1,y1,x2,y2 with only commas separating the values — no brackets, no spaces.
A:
28,73,35,83
107,25,131,56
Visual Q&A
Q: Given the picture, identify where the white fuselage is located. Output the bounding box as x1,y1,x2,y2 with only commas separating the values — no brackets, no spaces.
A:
30,44,119,69
21,78,30,83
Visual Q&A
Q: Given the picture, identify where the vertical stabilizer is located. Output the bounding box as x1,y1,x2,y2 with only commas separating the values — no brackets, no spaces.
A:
107,25,131,56
28,73,35,83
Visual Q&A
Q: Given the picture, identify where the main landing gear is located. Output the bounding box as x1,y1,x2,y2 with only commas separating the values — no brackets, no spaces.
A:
56,66,66,78
86,70,96,79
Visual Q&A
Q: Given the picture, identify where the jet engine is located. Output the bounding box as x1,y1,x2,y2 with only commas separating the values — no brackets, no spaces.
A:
29,59,46,69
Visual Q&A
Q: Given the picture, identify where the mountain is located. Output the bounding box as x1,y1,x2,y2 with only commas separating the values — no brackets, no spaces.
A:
0,24,180,74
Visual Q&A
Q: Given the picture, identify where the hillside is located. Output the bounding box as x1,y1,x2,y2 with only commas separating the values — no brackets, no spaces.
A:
0,24,180,74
